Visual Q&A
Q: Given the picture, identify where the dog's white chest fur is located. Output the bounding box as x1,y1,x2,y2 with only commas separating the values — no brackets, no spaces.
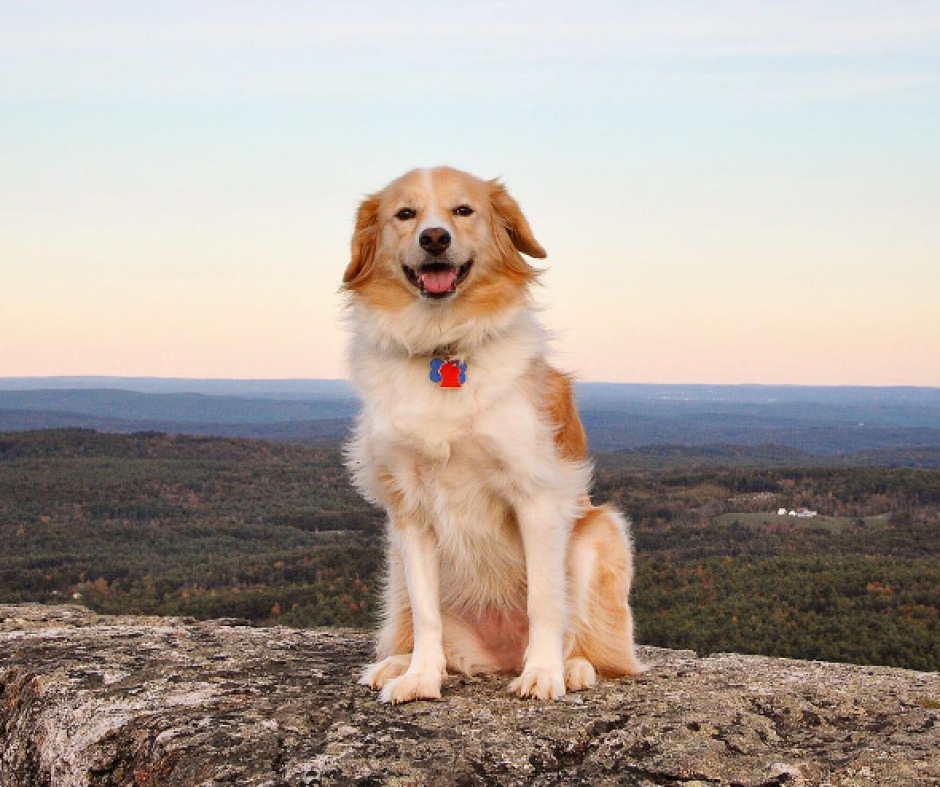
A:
347,310,588,612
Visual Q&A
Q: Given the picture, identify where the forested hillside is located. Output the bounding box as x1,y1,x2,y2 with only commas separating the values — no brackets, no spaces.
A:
1,429,938,670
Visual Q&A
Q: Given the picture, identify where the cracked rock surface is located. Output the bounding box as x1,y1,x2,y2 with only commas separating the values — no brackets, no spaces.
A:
1,604,938,786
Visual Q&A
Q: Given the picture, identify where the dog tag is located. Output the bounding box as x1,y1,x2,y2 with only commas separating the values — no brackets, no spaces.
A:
430,358,467,389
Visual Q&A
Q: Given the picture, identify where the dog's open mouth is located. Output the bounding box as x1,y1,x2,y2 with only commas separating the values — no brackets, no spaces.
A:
402,261,474,299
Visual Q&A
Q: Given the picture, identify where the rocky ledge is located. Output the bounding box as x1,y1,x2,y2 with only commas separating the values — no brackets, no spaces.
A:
1,604,938,786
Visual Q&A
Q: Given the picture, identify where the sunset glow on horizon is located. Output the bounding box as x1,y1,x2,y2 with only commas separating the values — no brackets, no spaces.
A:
3,1,939,386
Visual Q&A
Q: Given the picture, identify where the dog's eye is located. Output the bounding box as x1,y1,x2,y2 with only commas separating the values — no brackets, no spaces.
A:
453,205,474,217
395,208,416,221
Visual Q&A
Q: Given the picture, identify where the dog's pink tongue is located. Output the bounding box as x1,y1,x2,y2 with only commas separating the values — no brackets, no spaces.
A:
421,270,457,294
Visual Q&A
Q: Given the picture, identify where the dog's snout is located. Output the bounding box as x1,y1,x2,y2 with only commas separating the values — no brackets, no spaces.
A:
419,227,451,256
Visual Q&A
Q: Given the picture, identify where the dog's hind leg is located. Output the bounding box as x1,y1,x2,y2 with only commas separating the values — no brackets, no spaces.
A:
359,654,410,689
564,655,598,691
566,505,645,683
360,535,414,689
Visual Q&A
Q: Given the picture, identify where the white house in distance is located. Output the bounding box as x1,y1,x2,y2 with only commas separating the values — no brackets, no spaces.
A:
778,507,818,518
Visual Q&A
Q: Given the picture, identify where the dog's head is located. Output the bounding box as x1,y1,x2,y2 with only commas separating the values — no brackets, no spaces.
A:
342,167,546,317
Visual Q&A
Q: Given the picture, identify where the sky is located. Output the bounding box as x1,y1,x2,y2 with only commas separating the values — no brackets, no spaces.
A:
2,0,939,385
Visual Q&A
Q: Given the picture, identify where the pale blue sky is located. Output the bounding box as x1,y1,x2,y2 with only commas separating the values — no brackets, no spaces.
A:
2,1,939,383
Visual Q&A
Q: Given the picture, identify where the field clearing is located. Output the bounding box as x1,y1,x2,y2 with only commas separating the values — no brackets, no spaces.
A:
715,512,890,532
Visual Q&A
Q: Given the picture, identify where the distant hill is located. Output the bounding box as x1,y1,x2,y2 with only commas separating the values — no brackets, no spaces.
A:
0,410,351,443
1,378,938,458
602,443,940,469
0,389,357,424
0,376,353,400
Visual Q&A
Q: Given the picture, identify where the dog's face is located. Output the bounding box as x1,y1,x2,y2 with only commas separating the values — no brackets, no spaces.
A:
343,167,546,315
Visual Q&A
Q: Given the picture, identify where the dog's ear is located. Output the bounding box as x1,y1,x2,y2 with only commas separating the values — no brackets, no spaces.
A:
343,193,381,288
488,180,547,259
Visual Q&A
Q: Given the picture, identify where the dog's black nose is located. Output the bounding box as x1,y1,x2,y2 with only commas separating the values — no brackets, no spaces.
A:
419,227,451,256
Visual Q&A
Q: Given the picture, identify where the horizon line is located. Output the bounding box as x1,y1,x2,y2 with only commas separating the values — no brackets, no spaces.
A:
1,375,939,391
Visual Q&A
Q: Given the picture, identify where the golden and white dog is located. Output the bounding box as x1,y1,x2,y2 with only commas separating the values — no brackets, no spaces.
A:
343,166,643,704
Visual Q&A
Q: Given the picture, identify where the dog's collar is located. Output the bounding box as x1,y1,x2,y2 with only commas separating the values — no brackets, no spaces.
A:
432,342,460,358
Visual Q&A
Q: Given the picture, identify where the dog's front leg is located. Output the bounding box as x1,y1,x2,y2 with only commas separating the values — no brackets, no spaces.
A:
380,520,447,704
510,496,569,699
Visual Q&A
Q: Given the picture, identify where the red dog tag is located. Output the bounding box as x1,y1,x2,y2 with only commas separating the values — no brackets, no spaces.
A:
430,358,467,389
439,361,463,388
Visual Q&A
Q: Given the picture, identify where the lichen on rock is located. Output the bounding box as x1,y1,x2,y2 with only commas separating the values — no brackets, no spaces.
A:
1,604,938,786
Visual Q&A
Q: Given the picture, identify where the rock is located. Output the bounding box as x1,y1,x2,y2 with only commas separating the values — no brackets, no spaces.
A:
0,604,937,786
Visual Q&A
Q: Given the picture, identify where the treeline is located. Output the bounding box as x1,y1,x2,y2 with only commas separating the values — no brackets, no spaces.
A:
634,555,940,669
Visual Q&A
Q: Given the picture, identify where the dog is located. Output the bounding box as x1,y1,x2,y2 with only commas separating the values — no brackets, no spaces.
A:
343,166,644,703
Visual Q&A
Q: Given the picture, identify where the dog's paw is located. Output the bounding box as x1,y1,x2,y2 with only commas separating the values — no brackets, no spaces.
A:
358,655,410,690
379,669,443,704
564,657,597,691
508,664,566,700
